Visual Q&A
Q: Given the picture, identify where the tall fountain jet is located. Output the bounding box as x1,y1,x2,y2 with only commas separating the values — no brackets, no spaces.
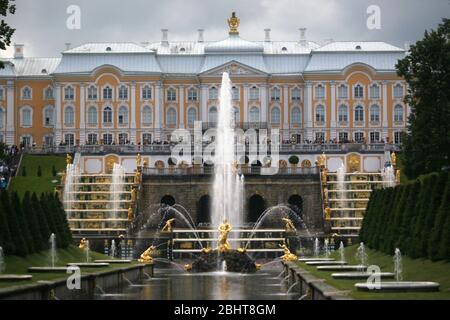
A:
211,72,244,238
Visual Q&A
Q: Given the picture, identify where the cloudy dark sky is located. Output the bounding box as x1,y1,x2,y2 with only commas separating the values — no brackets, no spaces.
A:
2,0,449,57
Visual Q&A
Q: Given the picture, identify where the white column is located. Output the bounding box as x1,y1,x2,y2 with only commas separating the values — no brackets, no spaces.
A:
154,82,162,141
79,83,86,144
179,85,185,128
243,85,249,123
305,81,313,140
6,80,15,145
260,84,268,124
330,81,337,140
283,85,289,139
55,83,62,144
130,81,137,143
200,84,208,124
382,81,388,140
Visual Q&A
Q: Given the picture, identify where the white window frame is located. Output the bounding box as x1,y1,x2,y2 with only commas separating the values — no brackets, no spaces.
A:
64,105,75,126
369,104,380,123
315,104,325,124
249,106,260,123
142,84,152,100
353,83,364,99
291,87,301,101
270,106,281,125
166,107,177,126
87,106,98,126
43,105,54,127
393,83,404,99
141,105,152,127
87,85,98,101
103,85,113,100
315,84,325,100
209,87,218,100
249,86,259,100
187,88,197,101
394,104,404,123
354,131,365,143
369,83,380,99
43,86,54,100
64,85,75,101
167,87,177,102
232,87,239,101
208,106,218,123
354,105,364,123
291,107,301,125
103,106,113,125
270,87,281,101
338,104,348,123
118,85,128,100
337,84,348,99
118,105,129,125
21,86,32,100
187,107,197,127
20,106,33,127
0,107,4,129
87,133,98,145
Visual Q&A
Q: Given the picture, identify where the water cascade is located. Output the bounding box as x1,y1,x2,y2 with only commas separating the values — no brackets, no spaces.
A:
49,233,57,268
339,241,346,263
394,248,402,281
0,247,5,274
112,163,126,226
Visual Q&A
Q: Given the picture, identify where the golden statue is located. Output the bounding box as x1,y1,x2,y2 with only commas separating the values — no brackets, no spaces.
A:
127,207,134,221
131,187,137,202
279,243,297,262
237,247,247,254
184,264,192,272
135,170,141,184
391,152,397,166
255,263,262,271
324,207,331,220
396,169,401,184
66,154,73,165
138,245,156,263
321,169,328,184
282,217,296,232
227,12,240,35
136,153,142,167
78,238,87,249
217,219,232,252
316,152,327,168
143,160,148,168
162,218,176,232
201,247,212,254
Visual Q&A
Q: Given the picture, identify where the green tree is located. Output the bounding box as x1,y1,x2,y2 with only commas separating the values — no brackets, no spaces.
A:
31,192,51,247
37,165,42,177
22,192,45,251
398,181,421,254
385,184,411,254
1,192,28,256
396,19,450,178
0,0,16,69
0,200,14,254
53,193,72,246
438,210,450,261
11,191,34,253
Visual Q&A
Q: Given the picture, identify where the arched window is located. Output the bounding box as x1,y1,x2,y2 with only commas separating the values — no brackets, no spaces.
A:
44,106,54,126
291,107,301,125
64,106,74,125
0,108,3,128
355,105,364,122
249,86,259,100
249,107,260,123
369,84,380,99
209,87,218,100
142,85,152,100
394,104,404,122
315,105,325,123
167,107,177,126
87,106,97,125
270,107,280,124
232,87,239,100
103,106,112,124
233,107,240,123
118,106,128,125
370,104,380,122
187,108,197,126
292,88,301,101
209,106,218,123
393,84,404,98
315,84,325,99
354,84,364,99
21,107,32,127
271,87,281,101
337,84,348,99
141,105,152,125
64,86,74,100
103,86,112,100
88,85,97,100
44,87,54,100
338,104,348,122
118,85,128,100
167,88,176,101
187,88,197,101
22,87,32,100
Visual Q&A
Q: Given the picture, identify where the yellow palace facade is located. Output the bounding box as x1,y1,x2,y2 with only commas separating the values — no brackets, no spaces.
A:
0,15,408,148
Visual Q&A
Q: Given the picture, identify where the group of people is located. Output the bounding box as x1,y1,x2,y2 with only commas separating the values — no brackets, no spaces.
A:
0,144,20,191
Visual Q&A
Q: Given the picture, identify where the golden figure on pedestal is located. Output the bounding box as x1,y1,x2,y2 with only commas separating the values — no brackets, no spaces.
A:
282,217,296,232
162,218,176,232
78,238,87,249
131,187,137,202
321,168,328,184
138,245,156,263
217,219,232,252
396,169,401,184
127,207,134,221
136,153,142,167
135,170,141,184
184,264,192,271
279,243,298,261
201,247,212,254
324,207,331,220
66,154,72,165
227,12,240,35
316,152,327,168
391,152,397,166
237,247,247,254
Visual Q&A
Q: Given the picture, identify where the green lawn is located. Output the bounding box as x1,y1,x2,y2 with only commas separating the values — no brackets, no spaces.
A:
9,155,66,197
0,246,137,289
296,245,450,300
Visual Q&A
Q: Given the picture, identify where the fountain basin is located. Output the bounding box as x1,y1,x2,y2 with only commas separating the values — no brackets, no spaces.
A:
28,267,69,273
94,260,133,264
332,272,395,279
317,265,366,271
67,263,110,268
298,258,335,262
305,261,347,266
0,274,33,281
355,281,440,292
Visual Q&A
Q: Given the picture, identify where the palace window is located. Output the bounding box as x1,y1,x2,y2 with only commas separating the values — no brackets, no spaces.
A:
142,85,152,100
338,132,348,143
22,87,32,100
315,84,325,99
394,131,403,144
21,135,32,147
394,104,404,122
209,106,218,124
118,85,128,100
393,84,404,98
167,88,177,101
118,133,128,144
187,88,197,101
87,133,97,145
45,87,54,100
249,107,260,123
88,86,97,100
315,105,325,123
64,86,75,100
233,107,240,123
187,108,197,126
337,84,348,99
291,107,301,125
103,106,113,124
338,104,348,122
65,133,75,146
21,107,32,127
167,107,177,126
249,86,259,100
232,87,239,101
209,87,218,100
271,87,281,101
103,86,113,100
354,132,364,143
370,104,380,122
270,107,280,125
369,84,380,99
141,105,152,126
103,133,113,145
370,131,380,143
142,133,152,145
292,88,301,101
87,106,97,125
44,106,54,126
118,106,128,125
44,135,53,147
315,132,325,143
354,84,364,99
354,105,364,122
64,106,75,125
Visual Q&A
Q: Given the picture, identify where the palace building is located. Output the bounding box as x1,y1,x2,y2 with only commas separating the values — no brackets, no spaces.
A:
0,13,408,151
